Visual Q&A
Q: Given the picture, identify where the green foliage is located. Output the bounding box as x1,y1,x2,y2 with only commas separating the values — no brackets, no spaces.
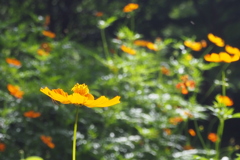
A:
1,0,240,160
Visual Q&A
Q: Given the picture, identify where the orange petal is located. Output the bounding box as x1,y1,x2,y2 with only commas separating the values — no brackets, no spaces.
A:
42,30,56,38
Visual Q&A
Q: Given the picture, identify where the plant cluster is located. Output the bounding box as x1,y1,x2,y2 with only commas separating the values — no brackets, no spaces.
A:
1,1,240,160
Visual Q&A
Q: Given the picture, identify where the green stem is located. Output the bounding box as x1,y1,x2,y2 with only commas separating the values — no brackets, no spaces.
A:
73,106,79,160
100,29,110,59
130,13,135,31
222,71,226,96
215,118,224,160
19,150,24,160
193,119,206,149
200,63,229,103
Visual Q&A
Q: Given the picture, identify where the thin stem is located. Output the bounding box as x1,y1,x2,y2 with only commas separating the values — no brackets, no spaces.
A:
130,13,135,31
193,119,206,149
19,150,24,160
222,71,226,96
73,106,80,160
200,63,230,103
215,118,225,160
100,29,110,59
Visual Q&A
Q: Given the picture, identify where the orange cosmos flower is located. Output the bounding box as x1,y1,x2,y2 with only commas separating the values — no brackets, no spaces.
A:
146,42,157,51
24,110,41,118
184,41,202,51
207,33,225,47
134,40,149,47
40,135,55,149
6,58,22,67
204,52,239,63
0,143,6,152
183,145,194,150
180,75,189,82
44,15,50,27
120,45,136,55
208,133,218,143
169,117,183,125
123,3,139,12
201,40,207,48
225,45,240,55
160,66,170,75
42,30,56,38
163,128,171,135
188,129,196,136
176,83,188,94
176,75,195,94
40,83,120,107
134,40,158,51
37,49,49,56
217,95,233,106
94,12,103,17
7,84,24,99
41,43,51,52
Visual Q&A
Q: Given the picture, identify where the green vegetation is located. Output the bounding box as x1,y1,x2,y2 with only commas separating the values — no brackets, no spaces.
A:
1,1,240,160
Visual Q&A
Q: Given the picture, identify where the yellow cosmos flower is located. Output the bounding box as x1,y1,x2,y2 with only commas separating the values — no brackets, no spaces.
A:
204,52,239,63
120,45,136,55
134,40,158,51
37,49,49,56
207,33,225,47
134,40,149,47
184,41,202,51
40,83,120,108
123,3,139,13
225,45,240,55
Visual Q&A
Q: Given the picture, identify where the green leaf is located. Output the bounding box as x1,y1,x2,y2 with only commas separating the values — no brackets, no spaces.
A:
97,16,117,29
25,156,44,160
230,113,240,119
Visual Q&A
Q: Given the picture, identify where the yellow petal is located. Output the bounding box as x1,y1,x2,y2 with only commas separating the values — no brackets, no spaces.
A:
67,93,86,104
210,53,221,62
84,96,121,108
40,87,70,104
225,45,240,55
231,54,240,62
219,52,231,63
204,54,212,62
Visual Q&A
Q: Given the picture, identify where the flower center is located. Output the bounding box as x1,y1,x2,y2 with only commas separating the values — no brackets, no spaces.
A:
71,83,90,96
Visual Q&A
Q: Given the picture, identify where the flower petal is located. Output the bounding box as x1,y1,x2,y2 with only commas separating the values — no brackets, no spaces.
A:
84,96,121,108
67,93,86,104
219,52,231,63
40,87,70,104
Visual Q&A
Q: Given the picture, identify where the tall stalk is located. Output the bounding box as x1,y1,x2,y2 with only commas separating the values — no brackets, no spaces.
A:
215,71,226,159
215,118,224,160
100,29,110,59
72,106,80,160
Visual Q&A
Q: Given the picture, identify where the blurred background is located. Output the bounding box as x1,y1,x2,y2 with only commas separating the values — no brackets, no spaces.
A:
1,0,240,159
